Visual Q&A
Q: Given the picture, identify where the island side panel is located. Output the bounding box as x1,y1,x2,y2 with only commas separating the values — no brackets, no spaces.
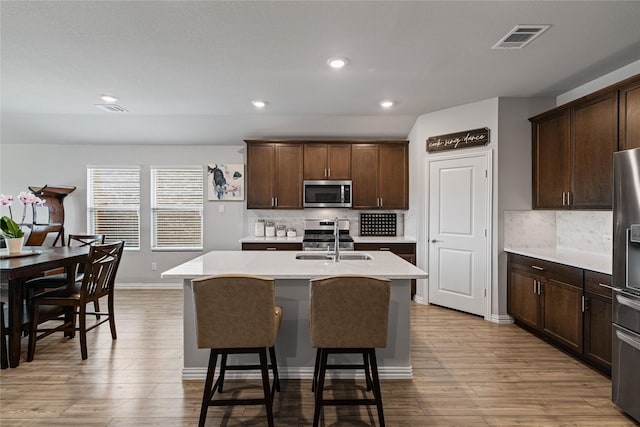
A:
182,277,412,379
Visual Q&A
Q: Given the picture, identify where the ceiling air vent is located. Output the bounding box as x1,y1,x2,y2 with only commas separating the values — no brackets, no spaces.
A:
492,25,551,49
94,104,128,112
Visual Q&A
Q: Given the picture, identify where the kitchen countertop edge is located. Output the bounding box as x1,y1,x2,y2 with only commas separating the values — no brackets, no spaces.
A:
504,247,612,275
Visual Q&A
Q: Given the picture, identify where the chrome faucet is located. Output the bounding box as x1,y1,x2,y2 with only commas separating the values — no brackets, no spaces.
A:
332,217,340,262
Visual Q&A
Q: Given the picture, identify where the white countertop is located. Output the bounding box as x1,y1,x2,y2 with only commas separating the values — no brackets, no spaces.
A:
162,250,428,280
504,247,612,275
239,235,416,244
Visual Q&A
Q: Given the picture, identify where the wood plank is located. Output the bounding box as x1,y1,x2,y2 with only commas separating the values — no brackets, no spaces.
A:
0,289,633,425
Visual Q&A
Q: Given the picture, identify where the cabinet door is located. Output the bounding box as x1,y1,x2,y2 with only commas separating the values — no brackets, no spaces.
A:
274,144,303,209
247,144,275,209
351,144,380,209
572,91,618,209
378,144,408,209
540,277,583,353
303,144,328,180
532,110,571,209
583,270,612,371
619,78,640,151
584,292,612,371
508,267,540,330
326,144,351,180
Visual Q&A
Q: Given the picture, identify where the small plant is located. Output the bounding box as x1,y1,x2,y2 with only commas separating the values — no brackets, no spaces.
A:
0,216,24,238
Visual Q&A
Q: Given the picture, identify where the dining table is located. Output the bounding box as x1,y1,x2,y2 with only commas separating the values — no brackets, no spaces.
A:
0,245,89,367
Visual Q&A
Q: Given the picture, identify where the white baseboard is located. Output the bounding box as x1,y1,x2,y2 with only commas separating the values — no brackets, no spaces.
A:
115,282,182,290
412,295,426,305
488,313,514,324
182,365,413,381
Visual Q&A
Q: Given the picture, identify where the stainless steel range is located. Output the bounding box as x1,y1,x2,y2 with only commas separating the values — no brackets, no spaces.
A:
302,219,354,251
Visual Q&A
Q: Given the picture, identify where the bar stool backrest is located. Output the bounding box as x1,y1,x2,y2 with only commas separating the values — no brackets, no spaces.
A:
192,274,277,349
310,274,391,349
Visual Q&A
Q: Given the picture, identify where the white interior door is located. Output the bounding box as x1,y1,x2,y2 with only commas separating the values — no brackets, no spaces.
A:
427,151,491,317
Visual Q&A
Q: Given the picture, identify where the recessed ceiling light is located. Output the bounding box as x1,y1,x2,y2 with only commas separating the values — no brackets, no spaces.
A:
379,100,395,108
252,100,267,108
100,94,118,103
327,57,348,69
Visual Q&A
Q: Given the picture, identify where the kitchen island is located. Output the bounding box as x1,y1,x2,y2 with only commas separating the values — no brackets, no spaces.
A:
162,250,427,380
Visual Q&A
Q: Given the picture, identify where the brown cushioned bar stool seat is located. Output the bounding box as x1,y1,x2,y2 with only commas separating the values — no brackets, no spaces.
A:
309,274,391,427
192,274,283,427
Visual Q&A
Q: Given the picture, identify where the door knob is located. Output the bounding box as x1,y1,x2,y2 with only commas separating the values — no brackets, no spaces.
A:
431,239,443,243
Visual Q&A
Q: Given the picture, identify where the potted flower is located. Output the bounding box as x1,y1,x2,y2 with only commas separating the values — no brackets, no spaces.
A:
1,192,46,254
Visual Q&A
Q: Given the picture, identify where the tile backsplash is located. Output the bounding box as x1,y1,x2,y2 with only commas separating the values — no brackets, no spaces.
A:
245,210,405,237
504,210,612,255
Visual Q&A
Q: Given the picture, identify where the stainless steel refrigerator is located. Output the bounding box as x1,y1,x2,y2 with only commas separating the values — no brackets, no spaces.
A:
612,147,640,423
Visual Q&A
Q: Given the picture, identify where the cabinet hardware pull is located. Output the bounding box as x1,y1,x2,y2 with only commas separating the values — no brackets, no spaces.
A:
327,168,331,177
379,247,390,251
531,265,545,271
582,295,585,312
271,197,274,207
430,239,443,243
533,281,537,294
537,281,542,295
379,198,383,208
274,197,278,207
324,168,328,177
567,191,571,206
562,192,566,206
266,247,277,251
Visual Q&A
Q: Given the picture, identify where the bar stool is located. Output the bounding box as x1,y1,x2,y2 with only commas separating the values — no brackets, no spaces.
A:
309,274,391,427
192,274,283,427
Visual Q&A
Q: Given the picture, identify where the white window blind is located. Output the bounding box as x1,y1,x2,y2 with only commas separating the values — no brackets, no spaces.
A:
151,166,203,250
87,166,141,250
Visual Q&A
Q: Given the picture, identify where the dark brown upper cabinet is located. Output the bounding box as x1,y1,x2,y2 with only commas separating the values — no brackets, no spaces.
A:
303,143,351,180
246,141,303,209
351,142,408,210
619,78,640,151
531,90,620,210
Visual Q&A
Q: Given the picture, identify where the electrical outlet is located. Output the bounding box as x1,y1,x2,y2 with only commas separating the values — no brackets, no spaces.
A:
151,262,157,271
218,205,225,213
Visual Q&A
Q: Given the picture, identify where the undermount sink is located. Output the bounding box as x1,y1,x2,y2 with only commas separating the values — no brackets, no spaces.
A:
295,253,373,261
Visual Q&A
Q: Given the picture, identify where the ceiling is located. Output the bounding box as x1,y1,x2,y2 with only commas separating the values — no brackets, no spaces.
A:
2,1,640,146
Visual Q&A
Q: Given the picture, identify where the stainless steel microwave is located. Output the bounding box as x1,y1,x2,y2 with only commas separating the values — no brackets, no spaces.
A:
303,180,352,208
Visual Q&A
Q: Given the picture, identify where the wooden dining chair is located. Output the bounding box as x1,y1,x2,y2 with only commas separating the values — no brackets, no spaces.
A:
309,274,391,427
192,274,283,427
25,234,106,315
27,240,124,361
1,301,8,369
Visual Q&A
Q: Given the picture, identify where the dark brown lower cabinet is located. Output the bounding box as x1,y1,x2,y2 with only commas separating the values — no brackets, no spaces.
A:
241,242,302,251
354,243,416,296
507,253,612,375
583,270,612,373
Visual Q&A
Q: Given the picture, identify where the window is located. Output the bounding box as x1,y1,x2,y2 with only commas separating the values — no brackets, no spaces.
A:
151,166,203,250
87,166,141,250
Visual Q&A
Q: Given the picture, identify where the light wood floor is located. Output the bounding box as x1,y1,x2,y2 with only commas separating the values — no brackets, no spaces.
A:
1,290,637,426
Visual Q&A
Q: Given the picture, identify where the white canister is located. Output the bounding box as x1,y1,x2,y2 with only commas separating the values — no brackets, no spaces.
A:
286,228,297,237
254,220,265,237
265,221,275,237
276,225,286,237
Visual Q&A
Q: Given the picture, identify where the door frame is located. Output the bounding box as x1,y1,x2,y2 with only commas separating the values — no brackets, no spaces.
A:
425,149,493,320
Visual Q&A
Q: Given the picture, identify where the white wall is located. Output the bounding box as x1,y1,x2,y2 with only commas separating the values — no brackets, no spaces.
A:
557,59,640,105
0,143,247,286
407,96,554,319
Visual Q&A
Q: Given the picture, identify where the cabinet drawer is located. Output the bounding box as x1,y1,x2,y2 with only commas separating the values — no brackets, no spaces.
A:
584,270,612,299
354,243,415,255
242,242,302,251
509,254,583,288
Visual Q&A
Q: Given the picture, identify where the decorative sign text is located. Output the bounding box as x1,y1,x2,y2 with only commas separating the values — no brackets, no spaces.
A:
426,127,490,153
